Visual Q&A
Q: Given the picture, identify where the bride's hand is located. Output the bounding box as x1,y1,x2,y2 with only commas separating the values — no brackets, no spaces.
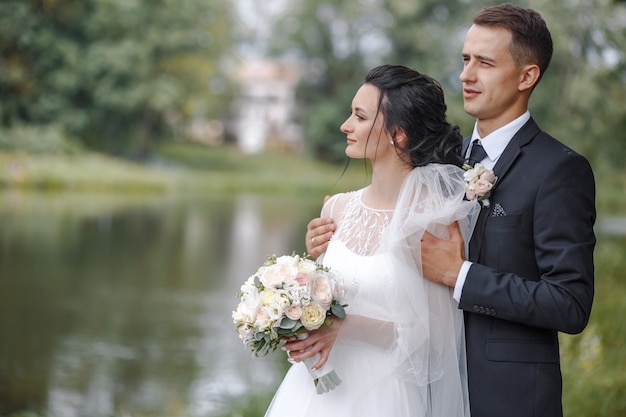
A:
305,196,335,259
282,317,343,370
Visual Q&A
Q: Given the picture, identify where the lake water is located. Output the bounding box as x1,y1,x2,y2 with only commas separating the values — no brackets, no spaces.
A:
0,190,323,417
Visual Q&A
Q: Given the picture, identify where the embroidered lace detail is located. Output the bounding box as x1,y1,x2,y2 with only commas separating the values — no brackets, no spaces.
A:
333,190,392,256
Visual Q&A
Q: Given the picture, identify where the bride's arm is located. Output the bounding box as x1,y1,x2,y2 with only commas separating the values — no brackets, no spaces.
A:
283,314,398,370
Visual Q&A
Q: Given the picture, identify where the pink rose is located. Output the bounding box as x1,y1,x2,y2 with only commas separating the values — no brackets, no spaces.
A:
294,272,311,285
479,169,496,183
310,274,333,308
285,305,303,320
472,178,493,197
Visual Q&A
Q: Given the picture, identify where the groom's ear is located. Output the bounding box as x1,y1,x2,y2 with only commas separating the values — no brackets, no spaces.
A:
518,64,541,92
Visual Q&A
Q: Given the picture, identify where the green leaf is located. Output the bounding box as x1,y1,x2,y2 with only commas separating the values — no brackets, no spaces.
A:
330,303,346,319
278,317,298,329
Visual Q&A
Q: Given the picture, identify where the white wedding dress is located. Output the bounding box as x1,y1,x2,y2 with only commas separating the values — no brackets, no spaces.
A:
265,164,479,417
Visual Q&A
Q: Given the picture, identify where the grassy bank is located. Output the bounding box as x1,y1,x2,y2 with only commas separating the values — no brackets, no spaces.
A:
1,143,622,215
0,143,368,197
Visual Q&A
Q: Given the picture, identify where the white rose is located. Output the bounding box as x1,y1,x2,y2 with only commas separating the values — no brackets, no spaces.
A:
237,325,254,342
282,280,302,293
276,254,299,266
261,263,297,288
232,307,252,325
240,281,256,295
297,258,317,274
463,167,480,183
274,289,291,309
261,288,277,306
237,287,261,319
300,302,327,330
266,302,284,321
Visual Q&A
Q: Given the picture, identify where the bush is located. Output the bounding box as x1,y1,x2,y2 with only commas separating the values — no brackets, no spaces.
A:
0,124,83,154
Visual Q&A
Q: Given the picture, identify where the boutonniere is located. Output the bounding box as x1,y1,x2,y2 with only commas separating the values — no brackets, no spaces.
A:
463,163,498,207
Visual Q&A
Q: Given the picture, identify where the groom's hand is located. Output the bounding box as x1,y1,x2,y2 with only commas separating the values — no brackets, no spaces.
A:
421,222,465,288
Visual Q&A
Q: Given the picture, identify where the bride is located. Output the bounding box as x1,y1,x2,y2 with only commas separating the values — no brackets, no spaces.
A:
265,65,479,417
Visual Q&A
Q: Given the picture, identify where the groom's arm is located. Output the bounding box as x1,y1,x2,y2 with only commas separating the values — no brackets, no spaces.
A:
422,153,595,334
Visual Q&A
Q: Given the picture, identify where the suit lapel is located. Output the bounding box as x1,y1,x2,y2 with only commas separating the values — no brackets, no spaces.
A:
491,119,538,181
468,118,541,261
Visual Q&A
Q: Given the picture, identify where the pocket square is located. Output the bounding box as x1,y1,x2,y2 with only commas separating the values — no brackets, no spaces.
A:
491,202,507,217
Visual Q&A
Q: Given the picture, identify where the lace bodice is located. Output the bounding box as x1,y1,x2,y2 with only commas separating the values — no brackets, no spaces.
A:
326,190,393,257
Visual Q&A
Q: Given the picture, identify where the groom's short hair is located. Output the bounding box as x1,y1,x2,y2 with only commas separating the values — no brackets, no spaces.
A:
473,3,553,85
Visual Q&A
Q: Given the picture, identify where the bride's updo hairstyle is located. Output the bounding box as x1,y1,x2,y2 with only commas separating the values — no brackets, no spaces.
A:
364,65,464,167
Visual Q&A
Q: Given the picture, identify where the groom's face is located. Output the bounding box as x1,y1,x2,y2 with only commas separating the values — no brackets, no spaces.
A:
460,24,528,136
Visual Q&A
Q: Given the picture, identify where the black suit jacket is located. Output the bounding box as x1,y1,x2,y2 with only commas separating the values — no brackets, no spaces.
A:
460,118,596,417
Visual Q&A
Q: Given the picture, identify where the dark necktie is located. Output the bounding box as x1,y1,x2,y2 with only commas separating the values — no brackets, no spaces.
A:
467,140,488,166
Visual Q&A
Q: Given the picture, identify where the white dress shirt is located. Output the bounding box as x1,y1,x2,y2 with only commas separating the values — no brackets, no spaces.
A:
453,111,531,302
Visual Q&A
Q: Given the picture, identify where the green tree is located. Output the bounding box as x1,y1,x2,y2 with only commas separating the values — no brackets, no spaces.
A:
267,0,393,162
0,0,235,155
529,0,626,171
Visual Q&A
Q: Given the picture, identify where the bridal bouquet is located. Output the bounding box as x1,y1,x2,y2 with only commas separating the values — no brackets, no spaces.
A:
233,253,346,394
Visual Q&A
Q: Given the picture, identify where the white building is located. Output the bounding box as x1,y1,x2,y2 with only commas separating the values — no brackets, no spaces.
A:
233,60,304,154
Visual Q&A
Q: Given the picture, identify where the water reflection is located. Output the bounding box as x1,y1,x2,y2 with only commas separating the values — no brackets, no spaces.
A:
0,190,322,417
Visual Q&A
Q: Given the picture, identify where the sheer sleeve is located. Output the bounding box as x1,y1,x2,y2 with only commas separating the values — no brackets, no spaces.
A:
332,164,479,416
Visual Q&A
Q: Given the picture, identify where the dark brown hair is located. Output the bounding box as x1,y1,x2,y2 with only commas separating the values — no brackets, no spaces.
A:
364,65,463,168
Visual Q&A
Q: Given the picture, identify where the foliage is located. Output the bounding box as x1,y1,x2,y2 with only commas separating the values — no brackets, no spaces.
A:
560,234,626,417
528,0,626,170
263,0,626,171
0,0,236,155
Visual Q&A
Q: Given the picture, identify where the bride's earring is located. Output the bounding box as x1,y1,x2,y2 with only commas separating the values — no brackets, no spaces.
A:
390,140,395,145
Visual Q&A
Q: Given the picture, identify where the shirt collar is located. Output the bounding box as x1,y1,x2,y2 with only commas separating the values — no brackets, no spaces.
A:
470,111,530,163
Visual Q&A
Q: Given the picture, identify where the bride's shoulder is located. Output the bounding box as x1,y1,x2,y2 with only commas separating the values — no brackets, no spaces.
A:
321,189,363,219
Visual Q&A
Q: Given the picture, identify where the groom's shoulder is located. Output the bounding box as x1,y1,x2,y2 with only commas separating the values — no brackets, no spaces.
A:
525,123,589,164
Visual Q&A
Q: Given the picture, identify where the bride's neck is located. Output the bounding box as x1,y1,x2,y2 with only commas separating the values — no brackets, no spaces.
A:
363,162,413,210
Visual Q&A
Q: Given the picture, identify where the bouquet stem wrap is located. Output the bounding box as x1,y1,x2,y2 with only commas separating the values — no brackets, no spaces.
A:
298,333,341,394
303,353,342,394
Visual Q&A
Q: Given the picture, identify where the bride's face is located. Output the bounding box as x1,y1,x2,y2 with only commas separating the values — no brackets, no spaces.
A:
340,83,395,161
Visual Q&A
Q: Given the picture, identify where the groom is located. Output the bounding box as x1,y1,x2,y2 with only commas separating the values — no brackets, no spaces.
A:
301,4,595,417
